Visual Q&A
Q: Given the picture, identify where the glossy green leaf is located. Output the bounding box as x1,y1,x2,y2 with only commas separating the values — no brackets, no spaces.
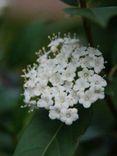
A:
60,0,78,6
14,107,92,156
65,7,117,27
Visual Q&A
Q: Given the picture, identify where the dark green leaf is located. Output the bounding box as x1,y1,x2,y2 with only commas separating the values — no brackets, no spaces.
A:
14,107,92,156
65,7,117,27
60,0,78,6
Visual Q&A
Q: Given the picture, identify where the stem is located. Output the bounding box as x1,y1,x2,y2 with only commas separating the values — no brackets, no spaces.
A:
79,0,117,121
79,0,94,46
106,65,117,121
108,65,117,80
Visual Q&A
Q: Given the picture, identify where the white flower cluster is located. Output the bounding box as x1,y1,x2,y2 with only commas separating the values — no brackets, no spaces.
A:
22,33,107,125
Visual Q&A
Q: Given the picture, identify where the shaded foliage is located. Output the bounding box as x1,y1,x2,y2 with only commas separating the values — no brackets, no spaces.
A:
0,0,117,156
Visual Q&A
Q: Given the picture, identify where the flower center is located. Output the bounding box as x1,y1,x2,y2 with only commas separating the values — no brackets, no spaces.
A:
66,113,71,118
84,73,89,77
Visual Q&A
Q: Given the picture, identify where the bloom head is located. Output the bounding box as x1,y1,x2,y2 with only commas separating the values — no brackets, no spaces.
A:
22,33,107,125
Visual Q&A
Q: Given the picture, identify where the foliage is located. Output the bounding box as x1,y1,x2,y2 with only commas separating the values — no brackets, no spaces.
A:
14,107,92,156
0,0,117,156
65,6,117,27
60,0,78,6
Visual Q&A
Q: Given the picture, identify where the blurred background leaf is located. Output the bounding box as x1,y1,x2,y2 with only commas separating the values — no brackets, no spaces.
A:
65,7,117,27
13,107,92,156
0,0,117,156
60,0,78,6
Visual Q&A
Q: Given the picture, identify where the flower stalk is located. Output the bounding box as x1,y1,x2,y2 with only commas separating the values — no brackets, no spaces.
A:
79,0,117,121
79,0,94,46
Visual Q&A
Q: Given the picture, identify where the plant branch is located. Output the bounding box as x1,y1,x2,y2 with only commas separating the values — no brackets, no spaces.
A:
108,64,117,80
79,0,94,46
105,95,117,120
79,0,117,121
106,65,117,121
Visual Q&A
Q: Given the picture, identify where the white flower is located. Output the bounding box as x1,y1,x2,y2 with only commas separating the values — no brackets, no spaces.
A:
64,81,73,92
49,38,64,52
70,57,80,68
69,90,79,104
49,73,63,86
24,89,32,103
89,74,107,87
61,68,76,82
67,62,77,72
37,54,48,64
55,92,70,108
41,86,52,98
38,76,48,86
87,47,102,57
66,91,79,106
93,57,105,73
80,56,95,68
79,90,96,108
64,37,79,45
37,96,53,109
48,38,64,48
78,68,94,80
72,51,80,61
50,86,65,97
39,61,55,77
54,63,67,73
73,78,90,91
33,83,46,96
60,108,79,125
32,87,42,96
24,79,36,88
22,66,37,79
49,104,62,120
74,46,88,57
22,33,107,125
56,51,69,63
90,86,105,100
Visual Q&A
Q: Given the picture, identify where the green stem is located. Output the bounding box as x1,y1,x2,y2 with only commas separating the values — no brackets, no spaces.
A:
79,0,117,121
108,65,117,80
106,66,117,120
105,95,117,120
79,0,94,46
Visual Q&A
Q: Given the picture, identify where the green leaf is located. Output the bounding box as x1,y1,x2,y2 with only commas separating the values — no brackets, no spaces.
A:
60,0,78,6
14,107,92,156
65,7,117,27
